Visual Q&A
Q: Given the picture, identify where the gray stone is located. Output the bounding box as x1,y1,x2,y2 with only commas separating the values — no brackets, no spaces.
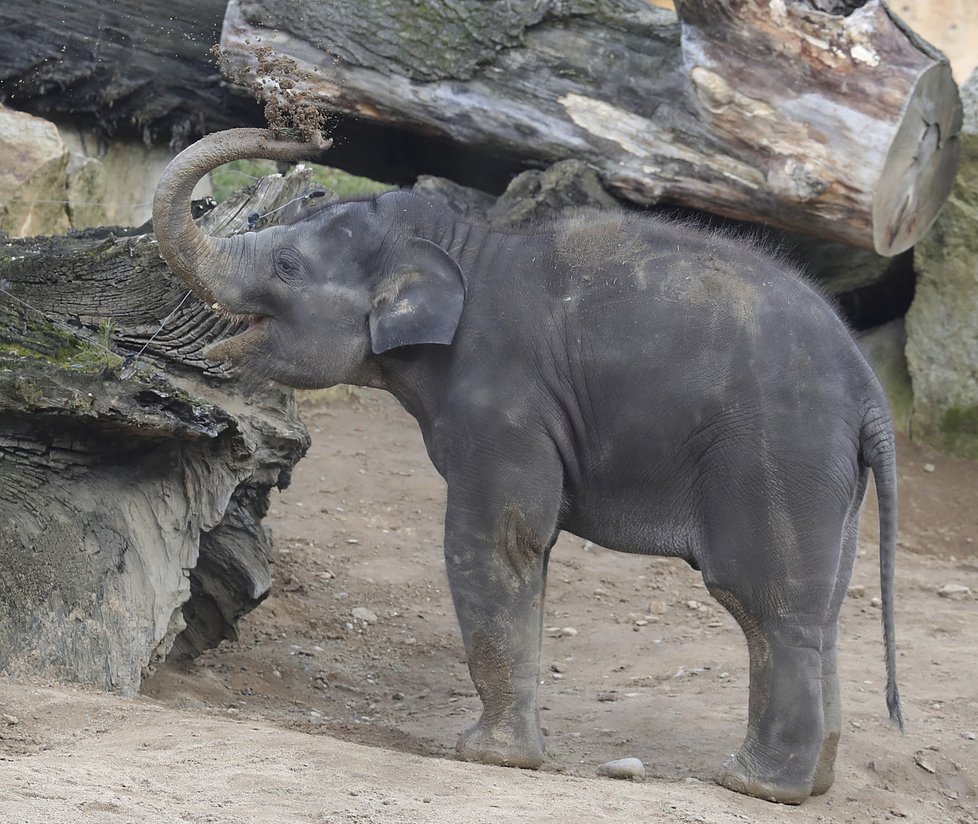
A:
414,159,620,231
412,176,495,223
488,160,620,229
937,584,972,600
351,607,378,624
597,757,646,780
905,67,978,458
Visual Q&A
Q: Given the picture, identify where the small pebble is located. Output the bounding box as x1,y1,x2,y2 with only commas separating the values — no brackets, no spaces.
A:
923,463,936,473
870,597,882,608
2,714,19,725
913,753,937,774
352,607,378,623
847,585,865,599
597,757,646,780
962,731,976,741
937,584,971,600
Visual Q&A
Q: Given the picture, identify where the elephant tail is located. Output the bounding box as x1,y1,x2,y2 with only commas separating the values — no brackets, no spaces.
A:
861,410,904,733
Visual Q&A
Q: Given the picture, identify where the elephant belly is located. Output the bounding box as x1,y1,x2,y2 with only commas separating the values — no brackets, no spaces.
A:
560,492,698,560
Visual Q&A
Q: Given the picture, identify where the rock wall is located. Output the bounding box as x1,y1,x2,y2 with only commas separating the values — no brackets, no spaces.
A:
0,108,70,237
905,69,978,458
0,107,211,237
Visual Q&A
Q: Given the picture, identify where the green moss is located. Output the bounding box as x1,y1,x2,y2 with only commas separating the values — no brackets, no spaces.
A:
209,160,392,203
0,313,122,374
308,165,393,200
209,160,278,202
940,406,978,460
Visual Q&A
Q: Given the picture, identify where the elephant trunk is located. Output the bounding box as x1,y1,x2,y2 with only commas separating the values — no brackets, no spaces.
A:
152,128,330,303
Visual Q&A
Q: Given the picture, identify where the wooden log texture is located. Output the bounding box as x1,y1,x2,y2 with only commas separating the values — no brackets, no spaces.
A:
0,170,319,693
219,0,962,254
0,0,262,140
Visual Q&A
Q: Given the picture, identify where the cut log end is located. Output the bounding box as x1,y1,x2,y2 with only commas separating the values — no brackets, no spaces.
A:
873,62,963,256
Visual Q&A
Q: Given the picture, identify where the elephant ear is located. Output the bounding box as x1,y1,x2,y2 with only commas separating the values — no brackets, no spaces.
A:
369,237,465,354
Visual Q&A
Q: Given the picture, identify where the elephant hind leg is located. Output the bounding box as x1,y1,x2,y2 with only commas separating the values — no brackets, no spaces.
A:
812,474,865,795
710,586,827,804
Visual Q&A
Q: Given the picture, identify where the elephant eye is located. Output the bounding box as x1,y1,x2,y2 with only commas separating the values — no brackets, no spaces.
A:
275,250,304,283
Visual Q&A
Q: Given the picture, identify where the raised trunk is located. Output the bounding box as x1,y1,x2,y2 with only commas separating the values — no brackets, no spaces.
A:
151,128,329,301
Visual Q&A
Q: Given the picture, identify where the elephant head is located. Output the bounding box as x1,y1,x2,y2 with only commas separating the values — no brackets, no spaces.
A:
152,128,466,389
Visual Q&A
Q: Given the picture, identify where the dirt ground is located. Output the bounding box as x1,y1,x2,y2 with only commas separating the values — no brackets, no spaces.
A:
2,389,977,823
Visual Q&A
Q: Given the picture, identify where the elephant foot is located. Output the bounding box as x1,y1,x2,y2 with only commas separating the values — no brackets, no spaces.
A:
456,718,544,769
715,752,814,805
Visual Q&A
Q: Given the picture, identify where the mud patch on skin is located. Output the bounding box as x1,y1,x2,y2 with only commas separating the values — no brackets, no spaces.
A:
497,505,548,589
666,264,761,329
554,211,653,287
371,270,422,309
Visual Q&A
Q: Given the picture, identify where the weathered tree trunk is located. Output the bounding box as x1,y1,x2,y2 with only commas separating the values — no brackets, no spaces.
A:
220,0,961,254
0,0,262,142
0,170,318,695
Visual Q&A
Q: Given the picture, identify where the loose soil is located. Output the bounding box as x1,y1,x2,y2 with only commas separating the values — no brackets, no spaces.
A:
2,390,976,823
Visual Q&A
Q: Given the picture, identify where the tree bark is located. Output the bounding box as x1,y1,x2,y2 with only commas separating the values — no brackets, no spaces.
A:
0,170,318,694
219,0,961,254
0,0,262,142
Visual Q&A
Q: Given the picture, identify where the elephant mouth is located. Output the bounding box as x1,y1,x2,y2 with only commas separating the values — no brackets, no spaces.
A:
204,306,271,362
240,314,267,333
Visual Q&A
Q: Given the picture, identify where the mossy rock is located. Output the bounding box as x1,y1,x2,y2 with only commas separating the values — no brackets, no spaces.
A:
905,68,978,459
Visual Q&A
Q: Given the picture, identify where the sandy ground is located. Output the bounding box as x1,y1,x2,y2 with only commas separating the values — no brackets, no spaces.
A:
2,390,977,823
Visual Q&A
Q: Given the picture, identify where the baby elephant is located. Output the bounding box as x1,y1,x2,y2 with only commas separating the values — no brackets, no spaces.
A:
153,129,901,804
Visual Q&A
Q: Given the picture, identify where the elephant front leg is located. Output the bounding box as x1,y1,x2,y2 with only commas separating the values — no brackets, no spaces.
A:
444,491,558,769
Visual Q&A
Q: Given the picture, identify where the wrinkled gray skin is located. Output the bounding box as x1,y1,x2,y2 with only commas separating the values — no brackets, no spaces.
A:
153,129,902,805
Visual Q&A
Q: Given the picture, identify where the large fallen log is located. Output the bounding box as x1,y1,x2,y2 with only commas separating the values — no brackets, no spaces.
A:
220,0,961,255
0,0,262,140
0,170,317,694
